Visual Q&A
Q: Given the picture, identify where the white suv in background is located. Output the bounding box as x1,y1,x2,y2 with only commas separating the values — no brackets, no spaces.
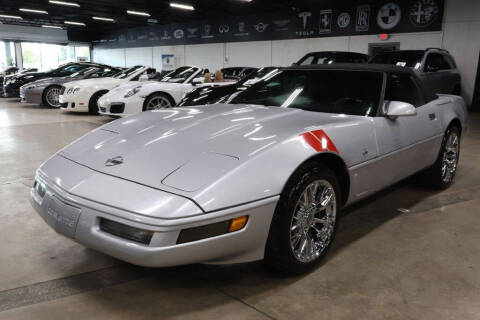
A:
59,65,155,114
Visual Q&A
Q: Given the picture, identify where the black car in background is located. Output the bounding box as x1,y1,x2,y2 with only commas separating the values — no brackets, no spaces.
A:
294,51,370,65
1,68,38,94
368,48,461,95
221,67,258,81
3,62,114,97
178,67,280,107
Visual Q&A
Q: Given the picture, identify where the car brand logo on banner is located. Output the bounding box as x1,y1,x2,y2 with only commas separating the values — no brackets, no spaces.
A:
377,2,402,30
93,0,444,48
319,9,333,34
219,25,230,33
356,5,371,32
174,29,184,39
337,12,351,28
409,0,440,27
297,11,314,36
254,22,269,33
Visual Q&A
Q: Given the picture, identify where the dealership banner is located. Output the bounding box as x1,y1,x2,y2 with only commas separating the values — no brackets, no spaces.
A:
92,0,444,48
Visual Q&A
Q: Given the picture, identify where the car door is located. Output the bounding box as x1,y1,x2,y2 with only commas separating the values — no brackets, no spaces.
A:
373,72,443,188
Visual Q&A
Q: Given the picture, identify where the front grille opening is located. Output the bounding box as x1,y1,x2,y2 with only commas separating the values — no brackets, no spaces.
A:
110,103,125,114
99,218,153,245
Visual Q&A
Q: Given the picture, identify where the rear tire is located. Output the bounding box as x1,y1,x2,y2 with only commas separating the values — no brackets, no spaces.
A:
265,163,341,275
42,85,62,108
89,91,107,115
422,126,461,189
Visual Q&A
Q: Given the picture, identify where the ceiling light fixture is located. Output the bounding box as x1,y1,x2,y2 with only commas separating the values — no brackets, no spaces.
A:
92,16,115,22
42,25,62,29
64,20,86,26
20,8,48,14
126,10,150,17
48,1,80,7
0,14,23,19
170,2,195,10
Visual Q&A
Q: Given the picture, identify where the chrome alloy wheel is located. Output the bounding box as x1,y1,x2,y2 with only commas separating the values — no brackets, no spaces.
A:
45,87,61,107
290,180,337,263
146,96,172,110
441,130,460,183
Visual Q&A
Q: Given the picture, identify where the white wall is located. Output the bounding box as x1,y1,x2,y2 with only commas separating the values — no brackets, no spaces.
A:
92,0,480,104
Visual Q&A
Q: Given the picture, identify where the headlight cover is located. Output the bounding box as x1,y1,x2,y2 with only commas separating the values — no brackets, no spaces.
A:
124,85,142,98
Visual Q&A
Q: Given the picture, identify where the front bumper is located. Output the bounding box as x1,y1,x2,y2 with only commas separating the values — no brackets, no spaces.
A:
98,95,144,117
3,83,21,97
20,86,44,104
30,168,277,267
59,94,88,112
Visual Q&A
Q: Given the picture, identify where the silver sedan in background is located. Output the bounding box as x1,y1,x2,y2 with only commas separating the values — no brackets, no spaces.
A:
20,66,120,108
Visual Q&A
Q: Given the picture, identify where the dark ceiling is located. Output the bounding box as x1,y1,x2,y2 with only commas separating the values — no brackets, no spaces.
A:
0,0,332,33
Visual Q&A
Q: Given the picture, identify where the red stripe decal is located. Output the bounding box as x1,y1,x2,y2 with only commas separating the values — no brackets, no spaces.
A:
300,130,339,153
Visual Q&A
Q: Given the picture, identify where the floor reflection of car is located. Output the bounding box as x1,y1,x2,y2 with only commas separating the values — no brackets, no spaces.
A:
177,67,281,107
294,51,370,66
31,64,467,275
20,66,121,108
368,48,461,95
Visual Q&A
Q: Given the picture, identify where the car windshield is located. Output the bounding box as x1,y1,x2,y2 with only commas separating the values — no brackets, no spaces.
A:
238,67,281,86
113,66,143,79
298,53,338,65
160,66,199,83
230,69,383,117
69,67,100,78
370,51,424,68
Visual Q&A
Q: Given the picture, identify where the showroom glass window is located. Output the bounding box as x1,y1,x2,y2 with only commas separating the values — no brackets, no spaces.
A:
21,43,91,71
230,70,383,116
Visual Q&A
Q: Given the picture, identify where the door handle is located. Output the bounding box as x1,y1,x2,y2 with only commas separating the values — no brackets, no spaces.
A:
428,113,436,120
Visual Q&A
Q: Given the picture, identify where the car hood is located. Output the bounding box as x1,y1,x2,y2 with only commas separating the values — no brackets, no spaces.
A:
25,76,73,87
58,104,356,195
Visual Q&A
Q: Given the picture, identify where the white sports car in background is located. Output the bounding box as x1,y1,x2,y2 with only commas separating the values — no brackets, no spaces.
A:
98,66,233,117
59,66,155,114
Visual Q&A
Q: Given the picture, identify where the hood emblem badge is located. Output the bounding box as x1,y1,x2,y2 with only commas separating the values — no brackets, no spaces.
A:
105,156,124,167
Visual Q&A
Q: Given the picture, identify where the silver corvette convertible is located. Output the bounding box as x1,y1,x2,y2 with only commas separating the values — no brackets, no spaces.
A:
30,64,468,274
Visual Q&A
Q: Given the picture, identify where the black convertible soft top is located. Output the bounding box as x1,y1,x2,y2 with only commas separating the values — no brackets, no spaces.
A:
285,63,437,103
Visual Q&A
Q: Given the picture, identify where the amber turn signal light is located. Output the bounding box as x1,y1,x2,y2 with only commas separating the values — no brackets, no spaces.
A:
229,216,248,233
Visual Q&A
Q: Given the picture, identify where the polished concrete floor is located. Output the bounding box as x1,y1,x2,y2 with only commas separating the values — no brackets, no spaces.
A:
0,97,479,320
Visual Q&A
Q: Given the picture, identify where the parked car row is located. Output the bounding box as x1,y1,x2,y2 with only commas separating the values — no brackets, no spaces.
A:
3,49,462,121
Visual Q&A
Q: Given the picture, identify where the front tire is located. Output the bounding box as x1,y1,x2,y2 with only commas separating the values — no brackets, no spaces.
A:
143,93,175,111
43,86,62,108
266,163,341,275
88,91,107,115
423,126,461,189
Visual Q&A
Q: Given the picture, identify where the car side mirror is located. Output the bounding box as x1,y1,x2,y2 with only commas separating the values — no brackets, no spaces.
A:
385,101,417,120
139,74,150,82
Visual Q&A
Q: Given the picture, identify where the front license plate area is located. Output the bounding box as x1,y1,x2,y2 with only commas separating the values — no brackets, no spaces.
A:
46,196,81,239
